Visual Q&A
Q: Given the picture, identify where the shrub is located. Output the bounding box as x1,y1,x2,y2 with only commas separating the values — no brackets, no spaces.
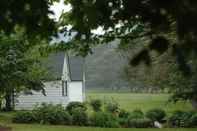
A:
90,99,102,112
119,109,130,119
168,111,194,127
91,111,119,128
33,103,72,125
124,110,152,128
13,111,36,123
127,118,152,128
71,107,89,126
105,101,119,113
190,113,197,127
146,108,166,122
118,109,130,127
129,109,144,119
118,118,128,127
66,102,87,115
44,110,71,125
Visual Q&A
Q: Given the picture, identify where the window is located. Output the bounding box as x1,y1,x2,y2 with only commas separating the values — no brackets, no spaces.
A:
62,81,68,96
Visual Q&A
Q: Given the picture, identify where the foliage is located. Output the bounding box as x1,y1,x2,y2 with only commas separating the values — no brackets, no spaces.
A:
0,0,56,38
168,62,197,108
90,111,119,128
168,111,196,128
127,118,153,128
13,103,72,125
33,103,71,125
120,35,197,106
146,108,166,122
105,101,119,113
66,102,87,115
190,114,197,127
60,0,197,66
0,32,48,111
118,109,130,127
11,98,197,128
90,99,102,112
12,111,36,123
126,109,152,128
71,107,88,126
59,0,197,106
129,109,144,119
119,109,130,119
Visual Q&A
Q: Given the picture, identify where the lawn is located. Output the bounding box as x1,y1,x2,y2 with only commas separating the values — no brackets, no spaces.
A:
87,93,193,113
0,92,196,131
10,124,197,131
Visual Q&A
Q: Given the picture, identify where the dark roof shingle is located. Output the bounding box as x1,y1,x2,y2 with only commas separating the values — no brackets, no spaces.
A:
45,52,84,81
68,56,84,81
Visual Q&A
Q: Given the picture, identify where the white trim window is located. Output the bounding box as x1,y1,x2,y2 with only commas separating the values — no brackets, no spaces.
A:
62,81,68,96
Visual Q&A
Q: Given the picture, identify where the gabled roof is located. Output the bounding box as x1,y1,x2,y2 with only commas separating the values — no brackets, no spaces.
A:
68,55,84,81
45,52,84,81
45,52,65,80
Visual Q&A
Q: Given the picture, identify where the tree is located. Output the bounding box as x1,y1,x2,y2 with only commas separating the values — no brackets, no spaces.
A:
118,34,174,92
0,0,57,39
119,35,197,109
58,0,197,107
0,0,59,110
60,0,197,58
0,31,48,111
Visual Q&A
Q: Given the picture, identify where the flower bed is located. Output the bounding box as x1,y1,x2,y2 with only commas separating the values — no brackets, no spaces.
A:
12,100,197,128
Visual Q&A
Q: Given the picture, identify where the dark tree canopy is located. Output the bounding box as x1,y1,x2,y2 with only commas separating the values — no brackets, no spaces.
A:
0,0,57,39
60,0,197,73
59,0,197,106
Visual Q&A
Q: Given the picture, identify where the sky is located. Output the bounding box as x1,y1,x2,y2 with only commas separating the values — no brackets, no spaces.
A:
49,0,71,21
50,0,104,35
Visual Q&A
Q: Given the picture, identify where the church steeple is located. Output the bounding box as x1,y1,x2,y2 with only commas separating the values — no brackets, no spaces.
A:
62,52,70,81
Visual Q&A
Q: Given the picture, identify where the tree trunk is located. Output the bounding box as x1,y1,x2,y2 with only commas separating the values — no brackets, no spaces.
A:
5,92,13,111
191,99,197,110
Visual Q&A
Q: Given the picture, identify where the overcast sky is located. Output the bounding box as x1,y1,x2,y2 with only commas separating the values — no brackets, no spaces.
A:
50,0,71,21
50,0,104,35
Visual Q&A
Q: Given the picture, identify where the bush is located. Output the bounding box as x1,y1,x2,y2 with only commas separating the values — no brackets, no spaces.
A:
71,107,89,126
90,99,102,112
105,101,119,113
91,111,119,128
66,102,87,115
190,113,197,127
127,118,153,128
13,111,36,123
168,111,195,127
118,109,130,127
118,118,128,127
124,110,152,128
146,108,166,122
44,110,71,125
33,103,72,125
119,109,130,119
129,109,144,119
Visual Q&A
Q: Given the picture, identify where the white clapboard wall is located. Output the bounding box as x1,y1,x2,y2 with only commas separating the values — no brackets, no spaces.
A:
14,81,69,110
14,81,84,110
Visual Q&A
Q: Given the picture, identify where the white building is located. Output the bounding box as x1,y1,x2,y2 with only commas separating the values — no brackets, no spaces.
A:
14,52,85,110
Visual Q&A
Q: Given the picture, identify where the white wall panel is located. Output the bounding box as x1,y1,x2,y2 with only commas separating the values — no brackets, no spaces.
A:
15,81,68,110
68,82,83,102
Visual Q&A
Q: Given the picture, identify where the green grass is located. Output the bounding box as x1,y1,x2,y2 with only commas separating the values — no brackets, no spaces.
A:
10,124,197,131
87,93,193,113
0,93,196,131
